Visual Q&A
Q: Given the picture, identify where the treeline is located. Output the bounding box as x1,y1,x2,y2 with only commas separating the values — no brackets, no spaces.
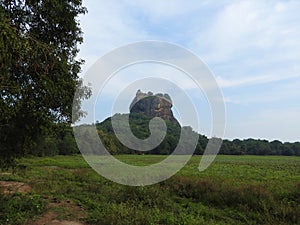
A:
0,124,80,169
220,139,300,156
29,125,79,157
24,113,300,158
95,113,300,156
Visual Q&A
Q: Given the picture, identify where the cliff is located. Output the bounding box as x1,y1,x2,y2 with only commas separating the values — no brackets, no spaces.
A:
129,90,180,126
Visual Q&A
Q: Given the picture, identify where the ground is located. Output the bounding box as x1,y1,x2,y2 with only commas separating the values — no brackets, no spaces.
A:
0,173,85,225
1,155,299,225
29,198,85,225
0,180,31,194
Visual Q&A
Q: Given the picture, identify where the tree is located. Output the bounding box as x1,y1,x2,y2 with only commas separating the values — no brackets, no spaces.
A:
0,0,90,168
270,140,283,155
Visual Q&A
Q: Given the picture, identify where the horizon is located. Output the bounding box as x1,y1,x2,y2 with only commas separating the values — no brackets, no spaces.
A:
77,0,300,142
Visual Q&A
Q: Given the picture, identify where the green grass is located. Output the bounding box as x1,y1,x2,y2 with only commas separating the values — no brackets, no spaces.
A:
1,155,299,224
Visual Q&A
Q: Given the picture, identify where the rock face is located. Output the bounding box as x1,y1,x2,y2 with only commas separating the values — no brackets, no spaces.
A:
130,90,179,125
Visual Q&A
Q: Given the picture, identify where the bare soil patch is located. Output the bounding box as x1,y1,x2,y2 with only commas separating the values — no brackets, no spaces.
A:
0,181,31,194
29,198,86,225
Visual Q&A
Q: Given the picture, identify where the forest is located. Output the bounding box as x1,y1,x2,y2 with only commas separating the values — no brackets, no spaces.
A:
24,112,300,159
96,113,300,156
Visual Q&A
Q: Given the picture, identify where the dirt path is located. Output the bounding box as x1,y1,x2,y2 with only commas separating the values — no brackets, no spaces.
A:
30,198,86,225
31,212,84,225
0,181,86,225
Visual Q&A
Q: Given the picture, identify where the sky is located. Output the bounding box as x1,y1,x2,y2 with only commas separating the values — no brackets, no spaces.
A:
76,0,300,142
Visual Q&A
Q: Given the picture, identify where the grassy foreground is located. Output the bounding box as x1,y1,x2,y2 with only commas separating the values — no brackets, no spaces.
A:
1,155,299,225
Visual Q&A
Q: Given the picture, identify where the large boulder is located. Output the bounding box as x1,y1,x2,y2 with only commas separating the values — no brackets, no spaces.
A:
130,90,180,126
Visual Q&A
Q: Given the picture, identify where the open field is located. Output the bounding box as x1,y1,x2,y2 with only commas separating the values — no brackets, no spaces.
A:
1,155,299,225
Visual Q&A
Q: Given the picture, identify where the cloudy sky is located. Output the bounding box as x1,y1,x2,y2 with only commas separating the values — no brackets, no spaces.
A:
77,0,300,142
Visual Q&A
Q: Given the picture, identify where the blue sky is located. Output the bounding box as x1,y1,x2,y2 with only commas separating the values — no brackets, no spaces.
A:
77,0,300,142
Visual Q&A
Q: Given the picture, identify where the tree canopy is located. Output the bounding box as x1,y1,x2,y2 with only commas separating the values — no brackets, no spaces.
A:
0,0,90,167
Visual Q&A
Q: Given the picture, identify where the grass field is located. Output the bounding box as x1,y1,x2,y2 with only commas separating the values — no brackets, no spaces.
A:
1,155,299,224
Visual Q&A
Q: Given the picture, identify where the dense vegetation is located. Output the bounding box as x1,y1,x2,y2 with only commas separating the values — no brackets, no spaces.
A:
220,138,300,156
0,0,90,168
94,113,300,156
96,112,203,155
1,155,299,224
19,112,300,158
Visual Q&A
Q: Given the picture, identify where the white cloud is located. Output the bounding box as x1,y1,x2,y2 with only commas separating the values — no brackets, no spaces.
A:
122,0,219,20
78,0,150,74
216,73,300,88
193,0,300,63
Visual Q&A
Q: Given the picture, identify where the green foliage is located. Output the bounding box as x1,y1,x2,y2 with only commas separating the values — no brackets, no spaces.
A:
96,112,300,156
57,131,79,155
220,138,300,156
0,193,45,225
0,1,90,167
21,111,299,158
33,135,59,157
96,112,187,155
